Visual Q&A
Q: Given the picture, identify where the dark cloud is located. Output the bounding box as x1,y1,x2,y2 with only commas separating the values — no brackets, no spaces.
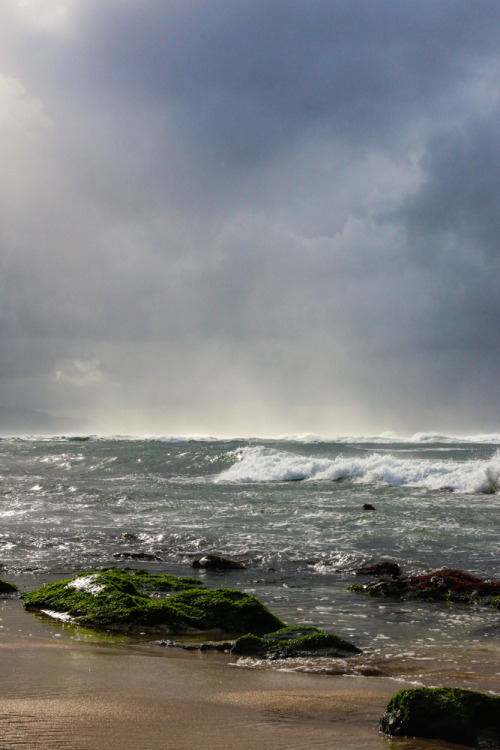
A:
398,110,500,256
2,1,500,435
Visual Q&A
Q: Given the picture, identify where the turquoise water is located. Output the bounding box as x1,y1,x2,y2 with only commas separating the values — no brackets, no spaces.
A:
0,434,499,683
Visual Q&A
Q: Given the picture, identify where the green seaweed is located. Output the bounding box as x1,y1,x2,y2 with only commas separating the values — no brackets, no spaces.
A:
264,625,321,637
0,578,18,594
100,568,204,593
380,687,500,748
22,570,284,635
230,634,265,654
231,628,361,658
159,588,284,635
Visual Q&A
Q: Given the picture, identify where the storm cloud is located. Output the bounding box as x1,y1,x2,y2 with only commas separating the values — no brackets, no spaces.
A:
1,0,500,436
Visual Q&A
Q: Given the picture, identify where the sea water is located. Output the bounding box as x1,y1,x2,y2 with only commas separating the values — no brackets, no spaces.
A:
0,434,499,688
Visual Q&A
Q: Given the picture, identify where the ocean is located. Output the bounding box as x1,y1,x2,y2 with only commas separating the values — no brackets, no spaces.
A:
0,433,499,690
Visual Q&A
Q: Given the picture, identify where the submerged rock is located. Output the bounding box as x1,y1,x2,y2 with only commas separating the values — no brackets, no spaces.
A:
0,578,18,594
22,569,284,635
380,687,500,748
113,552,162,561
192,554,247,570
349,568,500,607
355,561,401,578
156,639,232,652
231,626,361,659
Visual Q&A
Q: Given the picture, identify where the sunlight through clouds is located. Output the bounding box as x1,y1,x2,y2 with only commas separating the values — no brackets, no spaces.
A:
54,360,104,387
0,74,52,136
2,2,500,435
15,0,73,30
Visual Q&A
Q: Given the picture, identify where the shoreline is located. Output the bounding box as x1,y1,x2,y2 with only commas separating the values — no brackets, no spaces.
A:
0,629,432,750
1,601,498,749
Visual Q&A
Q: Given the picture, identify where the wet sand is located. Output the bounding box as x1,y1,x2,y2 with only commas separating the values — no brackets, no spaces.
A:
0,600,496,750
0,632,479,750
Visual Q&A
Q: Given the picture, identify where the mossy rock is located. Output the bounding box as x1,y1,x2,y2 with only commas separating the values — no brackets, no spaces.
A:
159,588,284,635
22,569,284,635
380,687,500,748
231,626,361,658
349,568,500,608
0,579,18,594
106,568,204,594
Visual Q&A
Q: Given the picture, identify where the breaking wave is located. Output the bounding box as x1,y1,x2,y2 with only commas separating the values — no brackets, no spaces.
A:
216,446,500,493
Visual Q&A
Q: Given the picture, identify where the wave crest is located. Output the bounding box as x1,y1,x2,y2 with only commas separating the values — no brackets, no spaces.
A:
215,446,500,493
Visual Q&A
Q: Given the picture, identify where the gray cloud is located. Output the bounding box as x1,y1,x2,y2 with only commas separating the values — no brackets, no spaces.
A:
2,1,500,435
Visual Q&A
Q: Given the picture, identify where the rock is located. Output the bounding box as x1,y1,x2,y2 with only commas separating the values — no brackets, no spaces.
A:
231,626,361,659
156,640,232,652
380,687,500,748
22,569,284,636
192,554,247,570
349,568,500,607
0,579,18,594
113,552,162,561
363,503,376,510
355,561,401,578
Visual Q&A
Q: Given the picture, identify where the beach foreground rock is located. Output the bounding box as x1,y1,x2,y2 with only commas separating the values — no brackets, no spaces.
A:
380,687,500,748
231,626,361,659
0,578,18,594
22,569,284,635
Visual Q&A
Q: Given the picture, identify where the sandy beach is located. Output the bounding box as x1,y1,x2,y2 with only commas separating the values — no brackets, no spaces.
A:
0,630,438,750
0,599,489,750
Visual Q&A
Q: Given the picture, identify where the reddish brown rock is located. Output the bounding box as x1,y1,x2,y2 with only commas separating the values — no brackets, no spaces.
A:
350,567,500,606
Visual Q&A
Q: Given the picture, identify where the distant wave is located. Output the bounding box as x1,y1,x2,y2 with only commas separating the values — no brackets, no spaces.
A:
152,435,219,443
0,434,102,442
215,445,500,493
3,431,500,445
410,432,500,444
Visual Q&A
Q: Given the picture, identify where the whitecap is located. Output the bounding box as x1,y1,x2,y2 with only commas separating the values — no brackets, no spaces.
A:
215,445,500,493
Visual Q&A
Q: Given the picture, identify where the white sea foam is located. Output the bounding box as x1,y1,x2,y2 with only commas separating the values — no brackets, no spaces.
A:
40,609,74,622
216,445,500,493
67,574,106,595
411,432,500,444
215,446,334,483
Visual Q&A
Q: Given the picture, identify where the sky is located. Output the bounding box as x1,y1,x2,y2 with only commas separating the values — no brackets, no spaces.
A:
1,0,500,437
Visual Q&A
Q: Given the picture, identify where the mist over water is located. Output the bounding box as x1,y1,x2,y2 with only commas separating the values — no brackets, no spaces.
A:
0,434,499,682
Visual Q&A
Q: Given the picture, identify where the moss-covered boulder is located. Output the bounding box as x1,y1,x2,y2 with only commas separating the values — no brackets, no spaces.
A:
349,568,500,607
380,687,500,748
0,578,18,594
231,626,361,659
115,568,204,594
22,569,284,635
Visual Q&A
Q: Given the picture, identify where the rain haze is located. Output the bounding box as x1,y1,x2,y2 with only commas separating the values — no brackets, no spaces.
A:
1,0,500,437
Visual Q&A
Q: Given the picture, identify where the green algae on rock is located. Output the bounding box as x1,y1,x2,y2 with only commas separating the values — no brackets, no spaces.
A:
380,687,500,748
0,578,18,594
112,568,204,594
22,569,285,635
349,568,500,607
231,626,361,659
